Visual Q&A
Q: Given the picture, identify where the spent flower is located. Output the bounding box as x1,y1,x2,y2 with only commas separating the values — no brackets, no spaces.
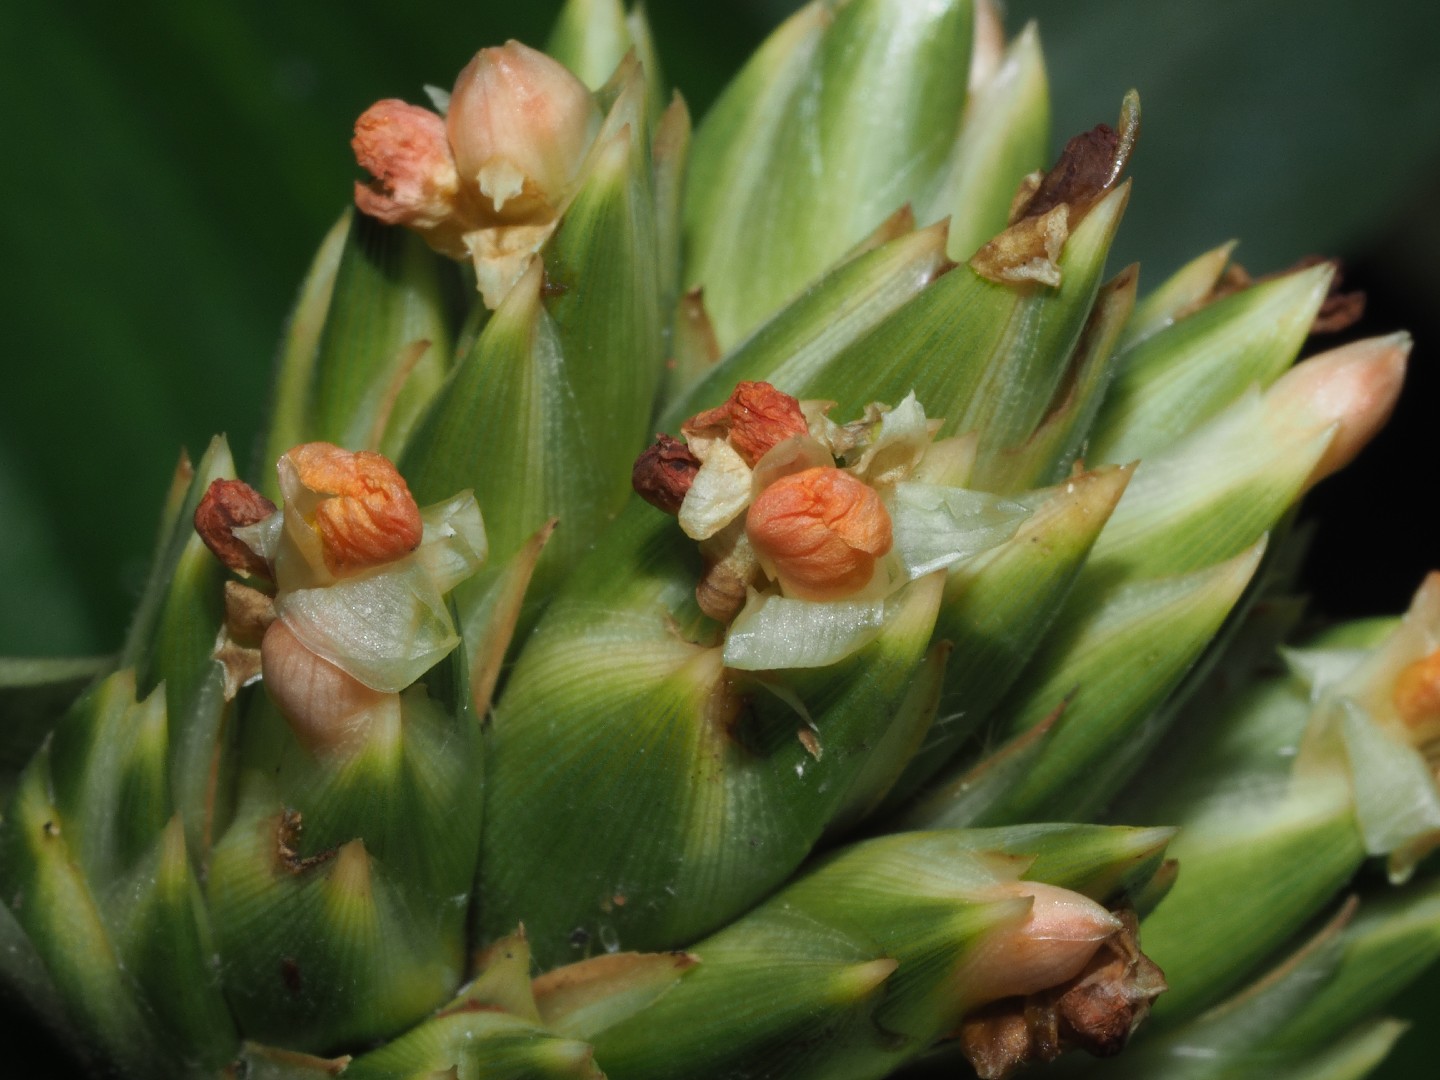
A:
193,478,277,579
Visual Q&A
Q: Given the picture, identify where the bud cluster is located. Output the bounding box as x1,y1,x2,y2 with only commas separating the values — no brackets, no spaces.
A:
193,443,485,752
352,42,601,308
634,382,945,622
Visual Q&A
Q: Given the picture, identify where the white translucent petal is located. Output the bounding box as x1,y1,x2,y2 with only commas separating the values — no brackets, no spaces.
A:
887,482,1031,578
1337,698,1440,876
232,512,282,564
679,440,754,540
415,491,488,593
749,434,835,494
800,399,849,456
1281,645,1371,700
267,458,333,591
723,593,888,671
278,561,459,693
910,434,977,487
275,453,325,518
851,391,933,484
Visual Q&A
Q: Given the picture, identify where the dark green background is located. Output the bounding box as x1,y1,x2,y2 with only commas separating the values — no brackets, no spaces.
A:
2,0,1439,1074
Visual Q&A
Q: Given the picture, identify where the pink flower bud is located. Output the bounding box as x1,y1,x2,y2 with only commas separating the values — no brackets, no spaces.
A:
447,41,600,224
1267,332,1409,492
962,882,1122,1005
260,620,399,755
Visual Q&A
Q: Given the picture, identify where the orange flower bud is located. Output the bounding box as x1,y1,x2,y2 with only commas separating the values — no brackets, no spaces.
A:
285,443,424,576
746,467,892,601
352,100,465,244
1394,647,1440,739
193,478,277,578
683,381,810,468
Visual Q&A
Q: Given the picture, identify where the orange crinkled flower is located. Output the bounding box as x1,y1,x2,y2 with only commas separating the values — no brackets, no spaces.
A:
287,443,425,576
746,466,893,601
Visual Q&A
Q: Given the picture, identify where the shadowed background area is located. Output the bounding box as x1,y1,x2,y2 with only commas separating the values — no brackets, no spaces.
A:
2,0,1439,1073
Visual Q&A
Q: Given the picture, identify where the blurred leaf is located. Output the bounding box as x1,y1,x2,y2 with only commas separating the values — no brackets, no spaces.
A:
1005,0,1440,277
0,444,97,655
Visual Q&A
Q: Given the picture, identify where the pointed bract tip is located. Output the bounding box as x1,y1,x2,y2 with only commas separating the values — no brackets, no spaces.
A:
833,956,901,1001
532,1038,602,1079
1268,332,1410,491
1117,824,1181,862
969,0,1008,94
328,838,374,900
158,813,189,869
